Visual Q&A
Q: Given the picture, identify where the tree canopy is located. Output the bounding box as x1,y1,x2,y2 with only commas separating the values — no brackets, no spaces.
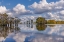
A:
47,20,56,24
0,13,21,26
36,17,47,24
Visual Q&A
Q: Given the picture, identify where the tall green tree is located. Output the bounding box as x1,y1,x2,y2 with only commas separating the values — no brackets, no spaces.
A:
36,17,47,24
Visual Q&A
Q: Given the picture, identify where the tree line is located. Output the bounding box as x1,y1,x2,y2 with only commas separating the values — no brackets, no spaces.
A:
0,13,21,27
36,17,64,24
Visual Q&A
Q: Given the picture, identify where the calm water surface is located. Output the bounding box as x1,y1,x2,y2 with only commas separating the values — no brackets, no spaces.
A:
0,24,64,42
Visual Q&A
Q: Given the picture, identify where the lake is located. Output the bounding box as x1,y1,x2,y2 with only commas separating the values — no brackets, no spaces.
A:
0,24,64,42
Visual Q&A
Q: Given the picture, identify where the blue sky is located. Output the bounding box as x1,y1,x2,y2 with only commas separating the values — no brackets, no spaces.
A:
0,0,40,9
0,0,59,9
0,0,64,20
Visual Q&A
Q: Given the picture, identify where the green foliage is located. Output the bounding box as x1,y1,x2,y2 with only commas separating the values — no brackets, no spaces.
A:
48,25,55,27
47,20,56,24
36,17,64,24
0,13,21,26
36,17,47,24
36,24,47,31
0,14,8,25
56,21,64,24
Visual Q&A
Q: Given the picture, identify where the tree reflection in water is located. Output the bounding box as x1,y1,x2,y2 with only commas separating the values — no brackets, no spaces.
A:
48,25,55,27
26,24,33,28
0,26,20,39
0,26,9,38
36,24,47,31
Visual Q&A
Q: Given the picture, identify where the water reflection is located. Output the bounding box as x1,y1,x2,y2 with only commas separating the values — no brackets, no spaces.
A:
26,23,56,31
1,24,64,42
36,24,47,31
0,26,20,42
48,25,55,27
0,26,9,38
26,23,33,28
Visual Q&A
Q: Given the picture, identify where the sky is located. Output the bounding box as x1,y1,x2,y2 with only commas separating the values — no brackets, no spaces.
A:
0,0,64,20
0,0,59,9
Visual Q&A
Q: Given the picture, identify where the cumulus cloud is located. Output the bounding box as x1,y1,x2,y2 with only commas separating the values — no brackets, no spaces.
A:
3,4,33,17
0,0,64,20
28,0,64,20
29,0,64,14
0,6,7,14
13,4,32,15
7,11,14,17
0,6,14,17
13,4,26,14
0,4,33,17
60,10,64,14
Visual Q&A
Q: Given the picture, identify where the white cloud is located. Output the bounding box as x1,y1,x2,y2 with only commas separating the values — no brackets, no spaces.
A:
0,6,7,13
28,0,64,20
60,10,64,14
13,4,26,14
0,0,64,20
13,4,32,15
0,6,14,17
7,12,14,17
29,0,64,14
7,32,64,42
61,0,64,1
3,4,33,17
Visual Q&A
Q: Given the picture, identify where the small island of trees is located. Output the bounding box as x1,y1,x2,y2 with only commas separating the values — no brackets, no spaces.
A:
36,17,64,24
